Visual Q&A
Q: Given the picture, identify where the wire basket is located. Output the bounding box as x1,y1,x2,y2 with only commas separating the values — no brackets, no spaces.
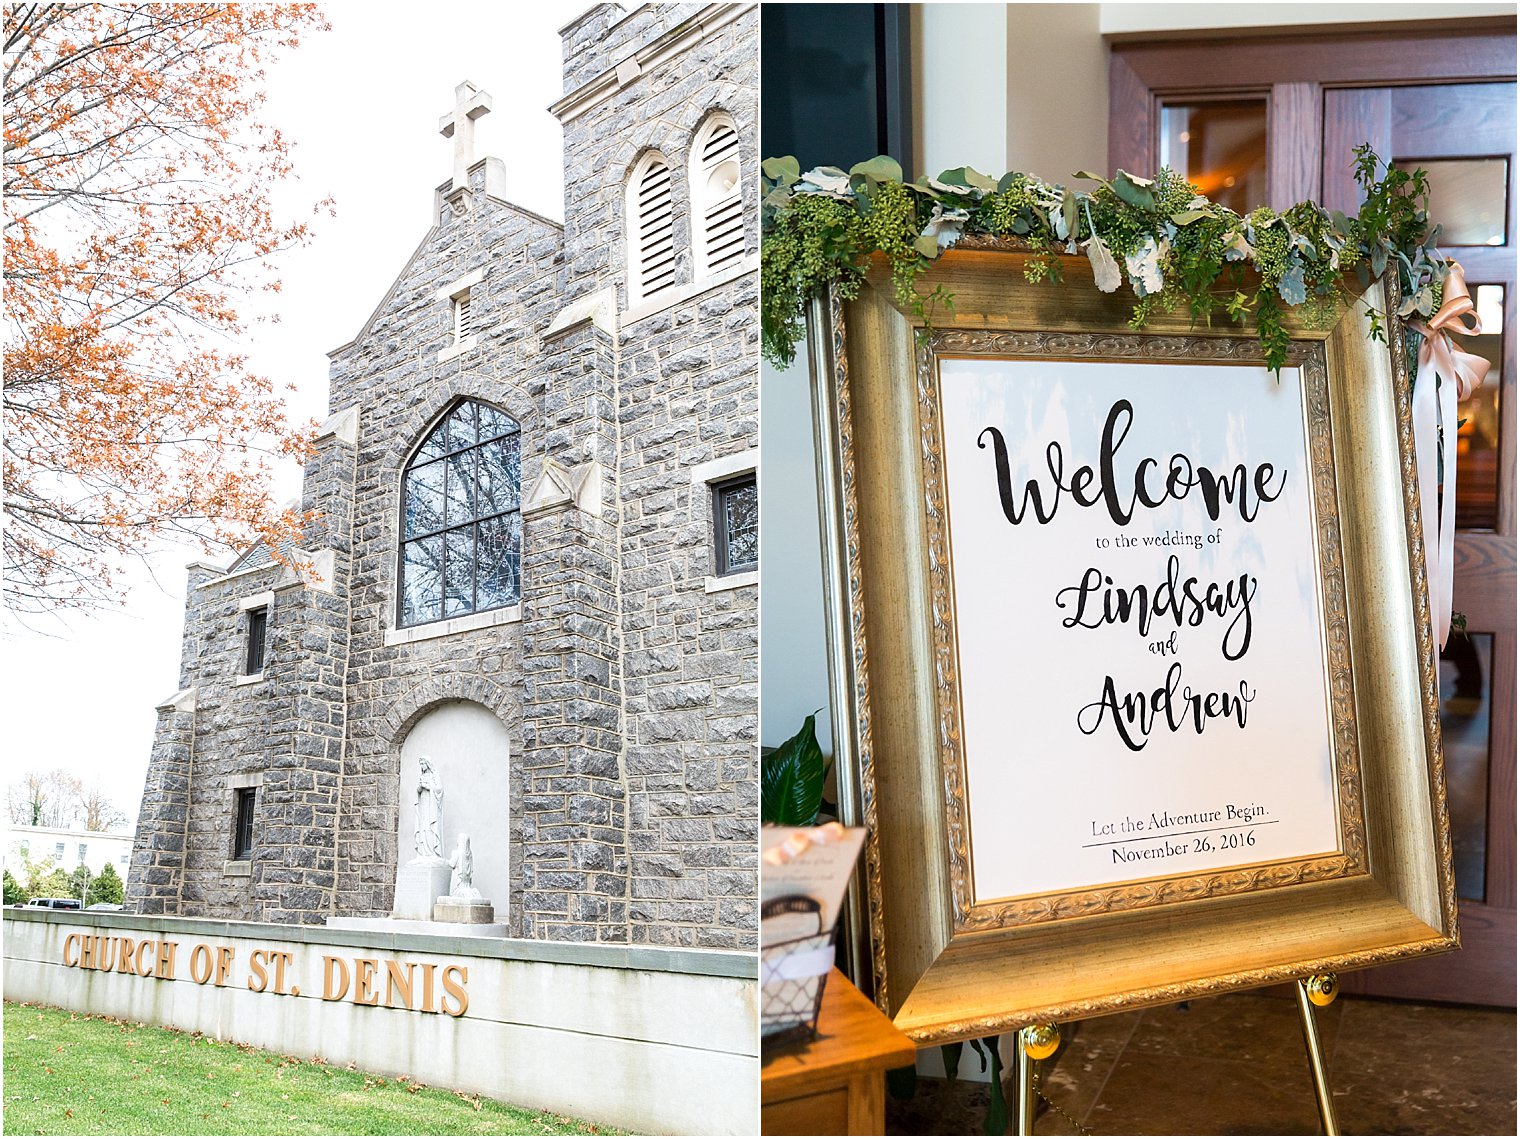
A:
760,923,837,1045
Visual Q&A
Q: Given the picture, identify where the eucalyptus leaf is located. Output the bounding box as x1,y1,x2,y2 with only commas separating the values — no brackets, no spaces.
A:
1171,208,1212,226
1112,170,1157,210
1073,170,1108,184
850,155,903,183
913,234,943,259
761,155,800,183
937,165,997,192
1370,240,1389,277
761,713,829,826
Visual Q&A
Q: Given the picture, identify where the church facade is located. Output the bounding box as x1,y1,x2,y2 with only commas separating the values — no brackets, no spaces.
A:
126,2,759,951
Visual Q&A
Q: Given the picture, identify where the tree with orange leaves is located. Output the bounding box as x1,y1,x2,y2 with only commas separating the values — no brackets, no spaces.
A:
3,3,327,615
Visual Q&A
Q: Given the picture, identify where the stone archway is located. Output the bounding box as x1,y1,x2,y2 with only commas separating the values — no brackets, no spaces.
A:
397,700,512,920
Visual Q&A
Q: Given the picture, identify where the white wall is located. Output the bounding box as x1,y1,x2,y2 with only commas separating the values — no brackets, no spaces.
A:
913,5,1009,178
758,356,835,756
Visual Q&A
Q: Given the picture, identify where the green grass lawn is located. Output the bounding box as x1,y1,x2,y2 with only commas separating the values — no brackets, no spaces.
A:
3,1001,620,1136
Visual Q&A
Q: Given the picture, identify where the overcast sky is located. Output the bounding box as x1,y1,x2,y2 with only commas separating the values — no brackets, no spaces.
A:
1,1,580,827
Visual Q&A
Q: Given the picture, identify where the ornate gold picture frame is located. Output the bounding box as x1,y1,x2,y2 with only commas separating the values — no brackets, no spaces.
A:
817,243,1457,1044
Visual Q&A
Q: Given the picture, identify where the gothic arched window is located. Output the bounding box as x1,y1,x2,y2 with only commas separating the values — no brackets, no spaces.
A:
690,114,743,279
399,400,521,627
626,151,676,304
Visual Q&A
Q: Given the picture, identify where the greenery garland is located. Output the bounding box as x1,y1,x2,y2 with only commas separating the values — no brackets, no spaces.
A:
761,146,1448,374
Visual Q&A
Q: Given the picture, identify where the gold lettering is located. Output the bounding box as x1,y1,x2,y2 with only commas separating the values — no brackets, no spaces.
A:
271,950,293,995
136,940,154,976
155,939,177,980
79,935,97,970
62,933,81,968
384,959,415,1010
420,962,437,1013
188,943,213,984
322,955,350,1001
440,964,469,1018
116,937,137,974
354,958,380,1006
247,950,269,993
97,937,117,972
214,945,235,987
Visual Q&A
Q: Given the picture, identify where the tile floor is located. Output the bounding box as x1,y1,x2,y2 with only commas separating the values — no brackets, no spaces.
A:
885,991,1516,1135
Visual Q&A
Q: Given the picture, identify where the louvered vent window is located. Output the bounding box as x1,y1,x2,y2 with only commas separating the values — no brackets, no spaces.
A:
452,290,473,344
628,153,676,304
692,116,744,279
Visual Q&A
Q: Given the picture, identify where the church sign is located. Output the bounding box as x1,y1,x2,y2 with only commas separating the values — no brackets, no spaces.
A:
59,931,472,1015
820,246,1457,1042
4,909,759,1134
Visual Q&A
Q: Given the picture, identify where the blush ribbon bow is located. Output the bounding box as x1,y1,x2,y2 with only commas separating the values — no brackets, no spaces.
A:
1408,263,1490,650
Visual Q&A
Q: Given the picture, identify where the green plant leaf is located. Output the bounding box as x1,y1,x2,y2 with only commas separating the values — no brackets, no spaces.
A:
1061,188,1079,241
1073,170,1108,184
851,155,903,183
761,155,800,183
761,713,828,825
937,165,997,192
1171,208,1212,226
1112,170,1156,210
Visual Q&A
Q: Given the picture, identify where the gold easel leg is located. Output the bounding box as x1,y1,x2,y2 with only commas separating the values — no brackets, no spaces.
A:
1016,1025,1060,1136
1295,974,1340,1136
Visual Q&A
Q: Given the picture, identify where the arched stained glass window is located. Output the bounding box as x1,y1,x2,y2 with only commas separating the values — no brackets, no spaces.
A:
400,400,521,627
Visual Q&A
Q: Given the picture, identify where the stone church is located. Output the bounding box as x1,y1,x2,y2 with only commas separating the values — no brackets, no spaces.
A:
126,2,759,951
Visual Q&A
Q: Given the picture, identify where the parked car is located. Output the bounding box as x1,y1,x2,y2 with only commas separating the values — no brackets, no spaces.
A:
21,897,82,910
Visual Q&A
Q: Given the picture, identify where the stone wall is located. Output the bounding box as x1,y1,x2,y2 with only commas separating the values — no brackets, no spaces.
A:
557,2,760,948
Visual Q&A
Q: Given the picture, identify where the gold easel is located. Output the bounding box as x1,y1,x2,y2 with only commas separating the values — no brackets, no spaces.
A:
1010,974,1341,1136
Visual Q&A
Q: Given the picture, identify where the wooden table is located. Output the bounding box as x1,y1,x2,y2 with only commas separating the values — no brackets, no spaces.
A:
761,968,917,1135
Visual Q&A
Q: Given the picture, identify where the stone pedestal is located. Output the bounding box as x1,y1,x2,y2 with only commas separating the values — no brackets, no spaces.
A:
434,896,496,924
393,858,451,920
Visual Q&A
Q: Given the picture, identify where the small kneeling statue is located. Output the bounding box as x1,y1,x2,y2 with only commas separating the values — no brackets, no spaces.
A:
447,833,483,901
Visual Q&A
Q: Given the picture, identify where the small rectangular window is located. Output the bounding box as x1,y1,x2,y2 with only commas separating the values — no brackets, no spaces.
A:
55,842,65,860
232,788,256,861
245,606,268,675
453,291,473,344
713,474,758,575
78,843,87,864
119,852,129,864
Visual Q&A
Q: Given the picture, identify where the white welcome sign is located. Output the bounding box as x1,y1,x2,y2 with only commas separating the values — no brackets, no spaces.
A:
937,357,1341,903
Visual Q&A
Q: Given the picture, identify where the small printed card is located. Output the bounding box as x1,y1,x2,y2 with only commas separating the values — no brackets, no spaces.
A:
760,823,866,948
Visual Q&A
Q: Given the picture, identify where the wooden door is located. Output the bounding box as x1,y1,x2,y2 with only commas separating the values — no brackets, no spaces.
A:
1110,20,1517,1007
1324,82,1516,1005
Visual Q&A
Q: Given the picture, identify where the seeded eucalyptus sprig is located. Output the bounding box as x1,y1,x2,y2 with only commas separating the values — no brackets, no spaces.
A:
760,148,1453,374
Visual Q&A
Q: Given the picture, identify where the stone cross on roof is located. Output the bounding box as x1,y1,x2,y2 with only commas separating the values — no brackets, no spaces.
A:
439,80,492,192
